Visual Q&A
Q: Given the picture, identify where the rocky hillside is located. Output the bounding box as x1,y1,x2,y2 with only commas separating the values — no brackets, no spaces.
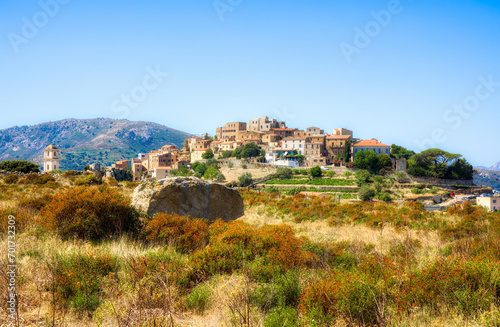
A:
0,118,194,170
474,168,500,191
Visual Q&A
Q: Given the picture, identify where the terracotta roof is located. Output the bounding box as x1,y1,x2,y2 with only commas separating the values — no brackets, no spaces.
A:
283,137,305,141
326,135,351,139
45,144,58,150
271,128,294,131
353,139,390,147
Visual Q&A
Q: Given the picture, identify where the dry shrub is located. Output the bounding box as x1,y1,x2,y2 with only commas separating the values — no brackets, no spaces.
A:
0,207,36,234
51,252,118,314
300,269,384,326
190,220,312,282
145,213,209,253
19,173,56,185
3,174,19,184
18,194,54,212
395,256,500,316
41,185,140,240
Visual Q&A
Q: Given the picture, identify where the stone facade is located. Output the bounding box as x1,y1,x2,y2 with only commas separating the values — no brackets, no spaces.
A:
43,144,60,172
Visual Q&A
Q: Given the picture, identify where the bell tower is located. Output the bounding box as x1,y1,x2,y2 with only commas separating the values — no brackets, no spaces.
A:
43,144,60,171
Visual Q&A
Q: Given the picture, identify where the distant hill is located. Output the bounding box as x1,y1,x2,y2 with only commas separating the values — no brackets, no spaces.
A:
474,168,500,191
0,118,194,170
489,162,500,171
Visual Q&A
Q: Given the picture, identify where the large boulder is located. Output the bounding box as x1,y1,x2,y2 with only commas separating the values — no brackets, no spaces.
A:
104,168,132,182
131,177,244,221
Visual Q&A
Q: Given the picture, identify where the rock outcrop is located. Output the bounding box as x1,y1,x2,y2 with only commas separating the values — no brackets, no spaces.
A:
104,168,132,182
131,177,244,221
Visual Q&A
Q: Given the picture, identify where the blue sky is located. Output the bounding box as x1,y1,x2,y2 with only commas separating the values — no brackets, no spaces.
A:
1,0,499,166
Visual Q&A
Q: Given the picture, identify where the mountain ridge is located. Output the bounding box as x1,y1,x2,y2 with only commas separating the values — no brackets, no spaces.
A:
0,118,194,170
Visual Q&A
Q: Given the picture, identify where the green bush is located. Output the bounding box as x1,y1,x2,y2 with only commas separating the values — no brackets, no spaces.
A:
309,166,322,178
238,172,253,187
74,174,99,186
3,174,19,184
264,306,298,327
51,253,117,314
0,160,40,173
275,168,293,180
359,186,376,201
185,282,212,313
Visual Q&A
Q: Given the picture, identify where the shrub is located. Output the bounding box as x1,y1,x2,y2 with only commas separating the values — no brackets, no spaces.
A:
185,281,212,313
190,221,311,280
264,306,298,327
3,174,19,184
343,171,352,178
377,192,392,202
74,174,100,186
395,256,500,316
300,270,382,326
41,185,140,240
18,194,54,212
227,161,234,168
354,169,371,185
359,186,376,201
51,253,117,314
326,171,336,178
238,172,253,187
241,164,248,169
63,170,80,177
309,166,322,178
274,168,293,180
145,213,209,253
19,173,56,185
121,181,138,188
0,160,40,173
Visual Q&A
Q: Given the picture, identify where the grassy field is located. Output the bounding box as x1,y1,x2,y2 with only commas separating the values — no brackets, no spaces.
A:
0,174,499,326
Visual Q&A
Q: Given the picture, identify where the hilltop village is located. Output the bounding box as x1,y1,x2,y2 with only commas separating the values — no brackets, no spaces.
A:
121,116,404,181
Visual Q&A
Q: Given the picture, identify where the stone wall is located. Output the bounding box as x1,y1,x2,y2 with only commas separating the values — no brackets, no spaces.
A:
409,176,475,187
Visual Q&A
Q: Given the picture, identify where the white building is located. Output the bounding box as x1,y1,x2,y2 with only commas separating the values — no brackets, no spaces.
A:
477,195,500,212
282,137,305,154
43,144,60,172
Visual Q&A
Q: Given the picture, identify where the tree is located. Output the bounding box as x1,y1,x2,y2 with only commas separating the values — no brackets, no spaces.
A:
354,150,380,172
390,144,415,159
343,139,352,162
238,173,253,187
220,150,233,159
240,143,261,159
202,149,214,160
203,165,219,180
359,186,376,201
0,160,40,173
309,166,322,178
407,148,473,180
378,154,393,168
354,169,371,186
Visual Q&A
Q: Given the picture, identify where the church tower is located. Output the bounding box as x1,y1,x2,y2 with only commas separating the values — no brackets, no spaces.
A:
43,144,60,172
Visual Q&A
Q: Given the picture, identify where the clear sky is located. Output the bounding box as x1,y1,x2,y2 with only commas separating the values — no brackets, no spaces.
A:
1,0,499,166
